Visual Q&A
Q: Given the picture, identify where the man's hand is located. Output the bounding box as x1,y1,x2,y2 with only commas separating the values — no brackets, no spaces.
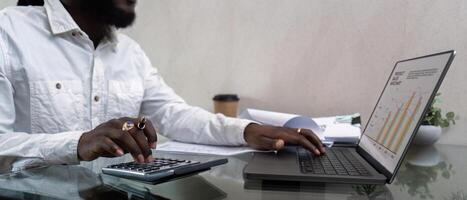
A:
77,117,158,163
244,124,325,155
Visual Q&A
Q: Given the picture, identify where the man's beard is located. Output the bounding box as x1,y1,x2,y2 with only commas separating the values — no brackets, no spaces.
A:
79,0,136,29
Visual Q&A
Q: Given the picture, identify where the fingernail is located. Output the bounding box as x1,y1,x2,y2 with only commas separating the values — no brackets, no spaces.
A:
146,155,154,162
315,149,321,155
137,154,145,163
116,149,124,156
150,142,156,149
275,140,285,150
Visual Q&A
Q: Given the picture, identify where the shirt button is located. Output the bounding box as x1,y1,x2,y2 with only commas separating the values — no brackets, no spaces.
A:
55,83,61,89
94,96,100,102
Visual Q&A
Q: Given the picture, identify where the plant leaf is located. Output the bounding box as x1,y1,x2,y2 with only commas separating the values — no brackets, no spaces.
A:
446,112,455,119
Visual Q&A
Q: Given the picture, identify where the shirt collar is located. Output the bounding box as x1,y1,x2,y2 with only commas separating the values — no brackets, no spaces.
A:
44,0,119,51
44,0,80,35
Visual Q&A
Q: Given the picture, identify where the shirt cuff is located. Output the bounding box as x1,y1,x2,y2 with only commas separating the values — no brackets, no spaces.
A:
226,118,257,146
42,131,84,165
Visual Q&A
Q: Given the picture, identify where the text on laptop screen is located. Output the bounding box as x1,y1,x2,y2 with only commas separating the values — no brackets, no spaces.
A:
359,53,452,173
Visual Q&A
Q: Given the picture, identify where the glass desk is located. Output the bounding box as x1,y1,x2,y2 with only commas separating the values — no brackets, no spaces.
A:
0,144,465,200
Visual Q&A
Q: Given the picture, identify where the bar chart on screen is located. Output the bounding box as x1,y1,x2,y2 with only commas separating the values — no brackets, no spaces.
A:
366,90,425,154
358,53,452,173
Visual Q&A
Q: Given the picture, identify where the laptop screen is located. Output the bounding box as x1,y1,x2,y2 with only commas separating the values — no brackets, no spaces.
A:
359,52,453,173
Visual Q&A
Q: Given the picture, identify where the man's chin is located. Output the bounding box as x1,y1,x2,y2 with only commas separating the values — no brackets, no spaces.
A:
79,0,136,29
109,11,136,28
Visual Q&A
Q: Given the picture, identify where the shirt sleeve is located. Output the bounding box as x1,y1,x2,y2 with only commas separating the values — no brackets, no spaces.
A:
0,27,82,167
136,46,254,146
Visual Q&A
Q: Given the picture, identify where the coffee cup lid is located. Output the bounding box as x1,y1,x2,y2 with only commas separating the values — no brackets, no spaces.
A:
213,94,239,102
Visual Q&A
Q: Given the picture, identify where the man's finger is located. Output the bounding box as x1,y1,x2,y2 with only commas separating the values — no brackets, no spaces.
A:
255,136,284,150
295,134,320,155
271,128,321,155
128,127,153,160
107,130,145,163
142,119,157,149
299,129,326,153
101,138,124,157
275,139,285,150
116,117,152,161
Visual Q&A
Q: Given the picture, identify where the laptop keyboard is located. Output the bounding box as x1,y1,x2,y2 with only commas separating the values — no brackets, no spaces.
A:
298,147,370,176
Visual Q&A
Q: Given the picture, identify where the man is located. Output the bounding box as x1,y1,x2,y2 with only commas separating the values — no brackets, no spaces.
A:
0,0,324,166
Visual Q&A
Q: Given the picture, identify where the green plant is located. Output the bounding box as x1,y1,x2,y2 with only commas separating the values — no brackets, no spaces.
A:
422,93,456,128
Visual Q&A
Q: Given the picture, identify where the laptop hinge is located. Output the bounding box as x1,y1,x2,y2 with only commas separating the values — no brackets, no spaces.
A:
357,146,392,183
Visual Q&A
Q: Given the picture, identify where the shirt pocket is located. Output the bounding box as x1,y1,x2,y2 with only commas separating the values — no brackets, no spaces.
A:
29,80,86,133
107,80,144,119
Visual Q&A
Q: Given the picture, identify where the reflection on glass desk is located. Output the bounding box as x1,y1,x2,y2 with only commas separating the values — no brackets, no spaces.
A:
0,144,466,200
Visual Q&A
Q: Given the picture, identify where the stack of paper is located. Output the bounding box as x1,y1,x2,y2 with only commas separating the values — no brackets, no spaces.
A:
156,140,268,156
313,117,361,144
240,108,361,145
238,109,325,140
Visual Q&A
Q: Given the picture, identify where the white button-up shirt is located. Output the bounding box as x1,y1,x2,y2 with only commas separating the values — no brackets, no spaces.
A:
0,0,251,166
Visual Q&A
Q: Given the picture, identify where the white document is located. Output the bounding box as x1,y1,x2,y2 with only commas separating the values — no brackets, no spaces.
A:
239,108,324,139
240,108,361,144
313,115,362,143
156,141,267,156
320,123,361,143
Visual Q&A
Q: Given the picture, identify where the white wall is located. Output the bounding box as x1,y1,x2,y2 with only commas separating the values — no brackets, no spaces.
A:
125,0,467,145
2,1,466,145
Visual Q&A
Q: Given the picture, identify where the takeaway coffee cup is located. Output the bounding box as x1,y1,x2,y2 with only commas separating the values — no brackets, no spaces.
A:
213,94,239,117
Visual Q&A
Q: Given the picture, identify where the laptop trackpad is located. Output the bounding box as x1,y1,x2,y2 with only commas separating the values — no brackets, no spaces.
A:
245,147,302,177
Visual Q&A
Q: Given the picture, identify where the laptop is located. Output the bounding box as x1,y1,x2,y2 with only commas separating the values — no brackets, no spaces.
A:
244,50,456,184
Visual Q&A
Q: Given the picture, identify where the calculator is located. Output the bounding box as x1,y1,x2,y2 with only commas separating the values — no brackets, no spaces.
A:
102,157,228,183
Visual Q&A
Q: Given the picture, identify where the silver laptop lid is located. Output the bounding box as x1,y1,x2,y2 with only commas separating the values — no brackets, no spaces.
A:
357,50,455,183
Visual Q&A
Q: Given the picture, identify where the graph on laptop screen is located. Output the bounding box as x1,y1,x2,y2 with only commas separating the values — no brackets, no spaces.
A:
359,52,452,173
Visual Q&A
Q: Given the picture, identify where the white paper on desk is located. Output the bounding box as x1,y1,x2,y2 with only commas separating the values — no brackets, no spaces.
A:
321,123,361,143
313,114,362,144
239,109,324,139
156,140,268,156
